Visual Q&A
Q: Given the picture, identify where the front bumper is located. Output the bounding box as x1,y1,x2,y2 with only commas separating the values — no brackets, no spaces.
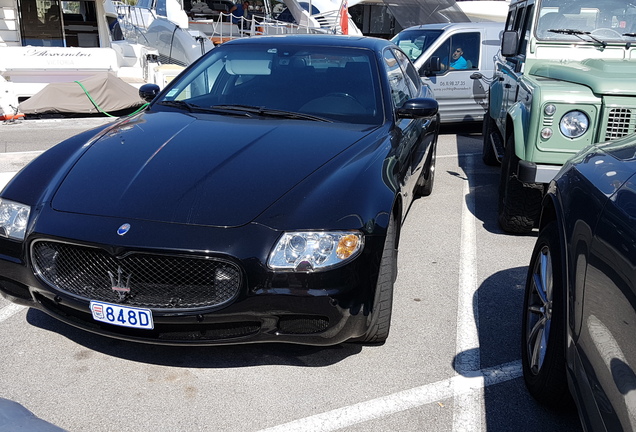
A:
518,160,562,184
0,212,385,346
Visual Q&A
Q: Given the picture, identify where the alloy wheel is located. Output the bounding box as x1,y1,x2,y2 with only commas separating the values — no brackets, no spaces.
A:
525,245,553,375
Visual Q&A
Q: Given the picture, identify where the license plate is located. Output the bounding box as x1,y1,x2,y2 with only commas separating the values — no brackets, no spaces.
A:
90,301,154,330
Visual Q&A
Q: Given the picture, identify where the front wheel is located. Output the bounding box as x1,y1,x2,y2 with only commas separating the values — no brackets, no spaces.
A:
498,135,543,234
359,213,397,344
521,222,573,407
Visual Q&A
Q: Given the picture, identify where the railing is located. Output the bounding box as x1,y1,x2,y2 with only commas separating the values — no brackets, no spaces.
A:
188,11,337,44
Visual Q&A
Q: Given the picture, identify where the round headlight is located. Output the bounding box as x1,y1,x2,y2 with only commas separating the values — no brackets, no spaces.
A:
560,111,589,138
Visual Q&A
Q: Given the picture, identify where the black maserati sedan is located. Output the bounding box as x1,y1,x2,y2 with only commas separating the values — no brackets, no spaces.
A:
522,133,636,429
0,35,439,346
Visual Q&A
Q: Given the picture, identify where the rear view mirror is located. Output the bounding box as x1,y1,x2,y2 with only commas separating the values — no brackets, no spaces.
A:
421,56,442,76
139,84,160,102
501,30,519,57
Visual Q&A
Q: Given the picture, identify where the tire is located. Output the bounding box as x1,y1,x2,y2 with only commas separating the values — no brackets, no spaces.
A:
498,134,543,234
482,115,500,166
360,213,397,344
521,222,573,408
415,140,437,197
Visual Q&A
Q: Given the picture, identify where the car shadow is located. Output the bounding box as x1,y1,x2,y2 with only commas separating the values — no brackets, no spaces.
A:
452,126,539,237
452,267,583,431
25,308,363,368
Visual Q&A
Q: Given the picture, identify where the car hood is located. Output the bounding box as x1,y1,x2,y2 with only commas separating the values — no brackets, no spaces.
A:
51,111,375,227
530,58,636,96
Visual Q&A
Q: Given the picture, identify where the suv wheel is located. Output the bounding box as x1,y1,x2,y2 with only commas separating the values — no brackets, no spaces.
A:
498,135,543,234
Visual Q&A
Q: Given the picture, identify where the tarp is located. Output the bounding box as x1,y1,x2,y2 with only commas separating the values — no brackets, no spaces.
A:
19,72,144,116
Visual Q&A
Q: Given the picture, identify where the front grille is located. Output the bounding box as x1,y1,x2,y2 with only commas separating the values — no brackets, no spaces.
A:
605,108,635,140
31,241,241,309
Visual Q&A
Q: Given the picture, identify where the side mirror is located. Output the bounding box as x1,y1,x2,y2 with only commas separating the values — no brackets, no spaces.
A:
501,30,519,57
139,83,161,102
420,56,442,76
397,98,439,119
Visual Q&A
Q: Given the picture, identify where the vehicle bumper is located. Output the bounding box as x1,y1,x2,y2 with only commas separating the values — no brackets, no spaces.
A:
0,282,370,346
518,160,562,184
0,213,385,346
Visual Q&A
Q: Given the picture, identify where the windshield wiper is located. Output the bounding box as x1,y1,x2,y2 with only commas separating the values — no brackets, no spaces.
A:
210,105,333,122
158,100,253,116
158,100,198,111
549,28,607,48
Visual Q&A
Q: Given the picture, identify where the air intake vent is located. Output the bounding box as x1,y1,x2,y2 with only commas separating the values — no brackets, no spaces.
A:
605,108,635,140
278,315,330,334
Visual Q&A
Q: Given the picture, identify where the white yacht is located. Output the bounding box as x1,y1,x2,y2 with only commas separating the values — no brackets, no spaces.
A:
0,0,167,119
116,0,361,66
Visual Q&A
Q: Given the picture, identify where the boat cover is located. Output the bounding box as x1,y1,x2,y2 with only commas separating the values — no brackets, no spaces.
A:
19,72,144,116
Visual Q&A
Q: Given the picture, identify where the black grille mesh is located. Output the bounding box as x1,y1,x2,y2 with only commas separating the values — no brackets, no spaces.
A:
31,241,241,309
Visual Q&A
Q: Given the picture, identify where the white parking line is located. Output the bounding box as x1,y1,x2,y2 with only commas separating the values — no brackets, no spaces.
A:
453,154,482,431
0,303,26,322
256,361,522,432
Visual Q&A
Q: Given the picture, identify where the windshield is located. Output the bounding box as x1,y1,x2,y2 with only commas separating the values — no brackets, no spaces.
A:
391,29,444,61
536,0,636,42
158,43,383,125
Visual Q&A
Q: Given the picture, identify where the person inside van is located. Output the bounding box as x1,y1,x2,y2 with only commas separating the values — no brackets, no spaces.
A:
449,46,468,70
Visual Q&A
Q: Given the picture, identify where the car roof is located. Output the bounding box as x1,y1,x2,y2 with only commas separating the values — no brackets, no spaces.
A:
221,34,395,51
401,22,504,32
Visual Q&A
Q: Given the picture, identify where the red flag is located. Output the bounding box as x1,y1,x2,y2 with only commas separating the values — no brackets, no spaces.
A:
339,0,348,35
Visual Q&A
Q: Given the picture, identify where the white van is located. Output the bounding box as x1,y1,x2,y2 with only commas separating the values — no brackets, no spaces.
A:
392,22,503,123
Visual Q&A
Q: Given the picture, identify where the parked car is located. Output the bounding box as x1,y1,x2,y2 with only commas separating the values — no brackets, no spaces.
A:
522,133,636,429
392,22,503,123
0,35,440,346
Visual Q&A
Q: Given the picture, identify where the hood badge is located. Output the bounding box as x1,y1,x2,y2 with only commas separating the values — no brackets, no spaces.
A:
109,267,132,300
117,223,131,236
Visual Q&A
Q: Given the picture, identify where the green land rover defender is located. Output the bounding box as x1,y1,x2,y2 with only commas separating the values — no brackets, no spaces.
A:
483,0,636,234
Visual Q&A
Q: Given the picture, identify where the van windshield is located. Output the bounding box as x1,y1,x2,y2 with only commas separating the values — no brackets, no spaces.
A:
391,29,443,61
536,0,636,42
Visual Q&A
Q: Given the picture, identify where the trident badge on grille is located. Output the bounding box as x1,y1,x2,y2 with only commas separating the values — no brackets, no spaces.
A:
108,266,132,300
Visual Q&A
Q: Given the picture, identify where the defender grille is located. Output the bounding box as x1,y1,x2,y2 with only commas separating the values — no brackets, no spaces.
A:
605,108,635,140
31,241,241,309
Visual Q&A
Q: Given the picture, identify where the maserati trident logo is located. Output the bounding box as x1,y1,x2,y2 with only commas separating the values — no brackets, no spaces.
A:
108,267,132,300
117,223,131,236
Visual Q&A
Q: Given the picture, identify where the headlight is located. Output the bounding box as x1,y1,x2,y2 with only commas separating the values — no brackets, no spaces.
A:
0,198,30,241
268,231,364,272
560,111,589,138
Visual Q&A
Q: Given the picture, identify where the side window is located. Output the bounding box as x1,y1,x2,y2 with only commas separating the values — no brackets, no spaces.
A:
505,8,517,31
393,49,420,96
518,5,534,54
156,0,166,16
383,49,412,108
431,32,481,72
